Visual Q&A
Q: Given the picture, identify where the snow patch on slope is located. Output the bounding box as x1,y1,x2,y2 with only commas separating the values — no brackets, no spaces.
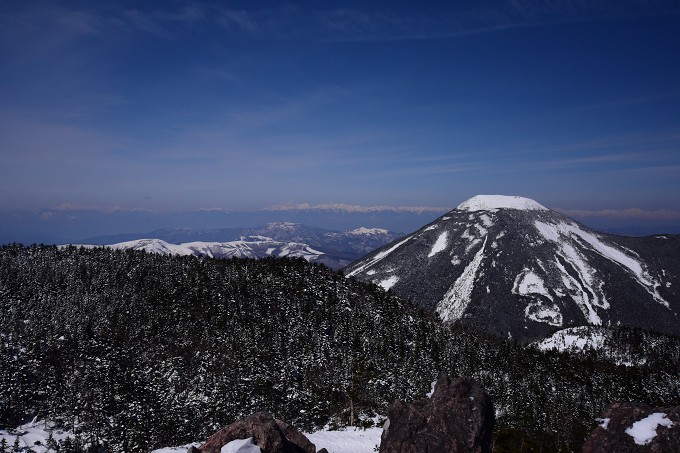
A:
525,303,563,326
537,327,606,352
479,213,493,227
562,222,668,307
346,236,412,277
436,237,487,322
513,269,552,301
535,220,668,309
378,276,399,290
555,247,605,325
513,269,562,326
457,195,547,212
534,220,610,325
428,231,448,257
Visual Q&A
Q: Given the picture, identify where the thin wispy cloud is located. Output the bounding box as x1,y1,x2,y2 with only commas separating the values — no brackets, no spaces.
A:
122,9,174,39
8,1,673,45
218,10,261,33
571,91,680,113
49,204,154,214
558,208,680,220
263,203,451,214
316,1,680,42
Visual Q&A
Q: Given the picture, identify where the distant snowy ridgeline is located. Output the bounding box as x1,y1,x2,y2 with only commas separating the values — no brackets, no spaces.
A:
70,223,404,270
73,238,345,268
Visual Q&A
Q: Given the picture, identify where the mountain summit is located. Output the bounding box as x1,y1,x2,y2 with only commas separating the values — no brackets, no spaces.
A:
456,194,548,211
345,195,680,342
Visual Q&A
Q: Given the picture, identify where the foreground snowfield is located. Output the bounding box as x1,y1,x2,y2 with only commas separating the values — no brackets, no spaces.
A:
306,427,383,453
0,421,381,453
150,428,383,453
0,420,72,452
151,427,382,453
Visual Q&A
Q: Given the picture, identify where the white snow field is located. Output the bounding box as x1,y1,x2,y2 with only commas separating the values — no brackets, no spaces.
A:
436,237,487,322
150,427,383,453
306,427,383,453
220,437,261,453
378,275,399,290
536,327,606,352
1,420,381,453
457,195,548,211
0,420,76,452
427,231,448,257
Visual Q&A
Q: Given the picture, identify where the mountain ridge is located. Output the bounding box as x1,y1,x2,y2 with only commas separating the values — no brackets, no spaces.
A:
76,222,404,270
345,195,680,342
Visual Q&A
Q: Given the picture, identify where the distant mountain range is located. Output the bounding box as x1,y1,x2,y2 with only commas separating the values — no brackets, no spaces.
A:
0,206,446,245
76,222,404,270
345,195,680,342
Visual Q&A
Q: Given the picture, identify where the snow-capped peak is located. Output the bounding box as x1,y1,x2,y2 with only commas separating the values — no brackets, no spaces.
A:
457,195,548,212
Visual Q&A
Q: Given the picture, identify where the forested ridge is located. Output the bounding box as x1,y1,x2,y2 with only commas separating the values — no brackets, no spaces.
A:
0,245,678,452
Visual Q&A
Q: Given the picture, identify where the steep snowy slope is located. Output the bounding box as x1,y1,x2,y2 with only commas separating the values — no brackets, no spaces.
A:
345,195,680,342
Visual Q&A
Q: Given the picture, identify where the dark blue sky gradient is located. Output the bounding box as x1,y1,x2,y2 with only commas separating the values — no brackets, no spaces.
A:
1,0,679,218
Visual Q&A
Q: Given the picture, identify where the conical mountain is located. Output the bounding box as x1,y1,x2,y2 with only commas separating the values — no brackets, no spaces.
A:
345,195,680,342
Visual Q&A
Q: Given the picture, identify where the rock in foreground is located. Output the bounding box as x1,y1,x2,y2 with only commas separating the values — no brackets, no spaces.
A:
380,375,494,453
197,411,317,453
583,402,680,453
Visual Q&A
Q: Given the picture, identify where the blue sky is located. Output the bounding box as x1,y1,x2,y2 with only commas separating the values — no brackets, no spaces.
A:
1,0,680,218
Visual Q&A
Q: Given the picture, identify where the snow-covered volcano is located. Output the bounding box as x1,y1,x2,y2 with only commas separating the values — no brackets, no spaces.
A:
345,195,680,342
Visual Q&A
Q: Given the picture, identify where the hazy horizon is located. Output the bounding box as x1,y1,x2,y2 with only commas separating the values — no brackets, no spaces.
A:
2,196,680,246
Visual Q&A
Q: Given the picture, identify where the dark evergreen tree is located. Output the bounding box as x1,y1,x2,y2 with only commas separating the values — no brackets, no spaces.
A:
11,437,20,453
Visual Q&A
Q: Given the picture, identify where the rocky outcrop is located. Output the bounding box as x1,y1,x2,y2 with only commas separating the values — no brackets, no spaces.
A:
198,411,317,453
379,375,494,453
583,402,680,453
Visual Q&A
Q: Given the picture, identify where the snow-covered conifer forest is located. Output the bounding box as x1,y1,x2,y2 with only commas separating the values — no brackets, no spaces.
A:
1,245,678,451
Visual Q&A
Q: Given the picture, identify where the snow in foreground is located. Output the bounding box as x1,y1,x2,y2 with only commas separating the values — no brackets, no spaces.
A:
306,427,382,453
0,420,73,452
220,437,260,453
151,427,383,453
2,420,382,453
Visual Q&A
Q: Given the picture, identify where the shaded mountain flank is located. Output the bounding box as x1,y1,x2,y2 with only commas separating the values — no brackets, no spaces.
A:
345,195,680,343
